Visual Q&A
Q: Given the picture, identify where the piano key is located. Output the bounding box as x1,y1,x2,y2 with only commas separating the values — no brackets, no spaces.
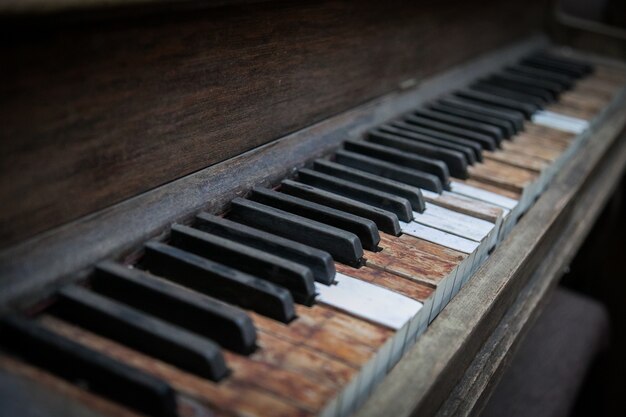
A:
248,186,380,251
364,233,466,320
426,190,506,223
312,159,426,212
280,179,402,236
343,140,450,187
454,89,538,118
412,108,505,142
458,177,522,200
531,110,589,134
41,314,331,417
532,51,594,73
413,203,494,243
49,285,229,381
483,148,548,174
520,56,587,78
229,197,364,266
335,149,444,193
0,315,178,417
427,102,515,138
505,65,575,89
404,114,498,151
315,273,422,331
170,224,316,305
334,263,434,339
194,212,335,285
92,261,257,354
470,82,547,108
296,168,414,222
449,180,518,210
439,96,525,131
367,129,469,178
383,121,479,163
399,220,479,254
141,241,297,323
488,72,564,96
468,159,536,195
477,78,554,104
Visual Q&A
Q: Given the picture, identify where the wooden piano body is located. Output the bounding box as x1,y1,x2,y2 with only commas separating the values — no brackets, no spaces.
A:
1,1,626,416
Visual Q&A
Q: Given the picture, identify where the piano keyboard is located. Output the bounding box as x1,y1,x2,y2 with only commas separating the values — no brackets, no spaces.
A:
1,50,625,417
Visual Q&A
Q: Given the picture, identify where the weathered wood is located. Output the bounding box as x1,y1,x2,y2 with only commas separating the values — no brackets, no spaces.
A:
425,193,504,224
39,316,312,417
0,36,549,314
354,58,626,417
455,178,522,199
0,0,550,248
468,160,537,194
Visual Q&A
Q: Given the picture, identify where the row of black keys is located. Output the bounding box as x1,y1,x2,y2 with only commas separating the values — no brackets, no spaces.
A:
0,51,594,417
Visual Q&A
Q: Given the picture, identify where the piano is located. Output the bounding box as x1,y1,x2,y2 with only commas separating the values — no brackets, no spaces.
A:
1,1,625,416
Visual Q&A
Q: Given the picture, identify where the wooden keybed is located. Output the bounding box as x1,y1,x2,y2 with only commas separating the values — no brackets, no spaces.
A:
2,2,626,417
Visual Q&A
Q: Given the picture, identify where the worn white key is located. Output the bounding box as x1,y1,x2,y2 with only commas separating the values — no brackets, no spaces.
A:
531,110,588,134
449,181,518,210
315,273,422,330
414,204,494,243
400,221,479,254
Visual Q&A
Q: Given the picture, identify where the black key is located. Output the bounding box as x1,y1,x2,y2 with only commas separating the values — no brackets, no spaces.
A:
427,102,515,138
454,89,537,118
0,315,178,417
520,56,587,78
334,150,443,193
49,286,228,381
228,198,363,266
194,213,335,285
92,262,257,354
489,72,564,96
533,51,593,73
439,96,524,131
141,242,296,323
505,65,574,89
470,82,547,108
170,225,316,305
367,129,468,179
343,140,450,187
313,159,426,212
297,168,413,222
412,108,504,142
404,114,497,150
248,187,380,251
388,120,483,161
380,123,477,163
479,77,554,103
280,179,402,236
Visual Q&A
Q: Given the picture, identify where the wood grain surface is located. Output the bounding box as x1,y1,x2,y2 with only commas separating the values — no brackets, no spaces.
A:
0,0,549,248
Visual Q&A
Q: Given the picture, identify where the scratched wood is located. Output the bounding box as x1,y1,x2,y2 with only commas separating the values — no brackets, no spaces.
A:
335,263,435,302
468,159,537,194
250,304,391,369
454,178,522,199
425,193,504,223
365,233,464,288
501,140,561,162
40,315,314,417
483,149,548,173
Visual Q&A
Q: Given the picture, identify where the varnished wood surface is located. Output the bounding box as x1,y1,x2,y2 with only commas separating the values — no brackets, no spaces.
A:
0,0,549,248
354,53,626,417
0,36,549,314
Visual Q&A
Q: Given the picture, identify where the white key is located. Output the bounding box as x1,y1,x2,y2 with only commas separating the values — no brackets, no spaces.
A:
400,221,479,254
531,110,588,134
315,273,422,330
413,204,494,242
449,181,518,210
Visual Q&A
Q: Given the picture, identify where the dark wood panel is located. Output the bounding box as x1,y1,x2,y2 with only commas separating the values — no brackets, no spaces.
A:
0,0,548,248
